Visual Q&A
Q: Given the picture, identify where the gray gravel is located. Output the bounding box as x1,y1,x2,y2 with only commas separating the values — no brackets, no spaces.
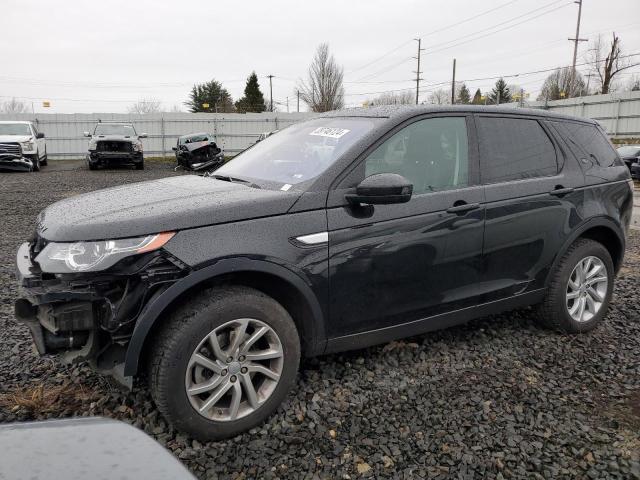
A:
1,161,640,479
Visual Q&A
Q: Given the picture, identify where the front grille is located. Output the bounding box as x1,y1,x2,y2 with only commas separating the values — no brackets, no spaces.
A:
96,141,132,153
0,142,22,156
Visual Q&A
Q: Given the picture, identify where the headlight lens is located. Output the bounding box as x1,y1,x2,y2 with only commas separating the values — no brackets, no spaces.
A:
88,139,97,150
21,141,34,151
132,142,143,152
35,232,175,273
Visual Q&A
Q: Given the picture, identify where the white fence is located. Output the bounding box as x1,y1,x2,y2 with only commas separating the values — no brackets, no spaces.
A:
2,91,638,161
528,90,640,138
0,112,314,160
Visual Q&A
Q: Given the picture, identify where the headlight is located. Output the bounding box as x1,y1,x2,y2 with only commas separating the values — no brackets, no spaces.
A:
21,141,34,151
35,232,175,273
88,140,97,150
132,142,143,152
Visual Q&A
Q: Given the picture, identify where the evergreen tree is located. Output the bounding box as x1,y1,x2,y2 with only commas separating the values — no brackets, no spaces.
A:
235,72,267,113
185,80,234,113
489,78,512,105
456,83,471,104
471,88,483,105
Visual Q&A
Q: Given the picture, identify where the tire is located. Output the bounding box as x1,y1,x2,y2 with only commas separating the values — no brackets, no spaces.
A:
135,162,144,170
31,151,40,172
88,162,97,171
537,238,614,333
149,285,300,441
41,148,47,166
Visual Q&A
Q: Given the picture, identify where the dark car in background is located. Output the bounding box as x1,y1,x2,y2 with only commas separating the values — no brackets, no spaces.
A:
84,122,147,170
173,132,224,171
15,106,633,441
617,145,640,179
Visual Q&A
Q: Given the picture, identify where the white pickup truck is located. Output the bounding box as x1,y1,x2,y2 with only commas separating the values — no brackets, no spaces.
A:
0,121,47,171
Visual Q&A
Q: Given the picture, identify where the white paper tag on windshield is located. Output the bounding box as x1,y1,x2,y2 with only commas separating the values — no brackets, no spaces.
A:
309,127,350,139
281,184,292,191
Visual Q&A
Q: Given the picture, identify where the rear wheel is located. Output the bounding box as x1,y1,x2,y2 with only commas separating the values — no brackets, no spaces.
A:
149,286,300,440
537,238,614,332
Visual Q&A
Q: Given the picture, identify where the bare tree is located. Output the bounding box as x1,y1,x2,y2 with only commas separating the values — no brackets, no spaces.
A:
128,97,161,114
168,104,183,113
537,67,587,101
298,44,344,112
427,89,451,105
366,90,414,106
623,74,640,92
1,97,28,114
586,33,639,94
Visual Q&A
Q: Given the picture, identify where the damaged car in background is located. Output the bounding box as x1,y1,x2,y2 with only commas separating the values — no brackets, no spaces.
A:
84,122,147,170
172,132,224,171
0,121,47,172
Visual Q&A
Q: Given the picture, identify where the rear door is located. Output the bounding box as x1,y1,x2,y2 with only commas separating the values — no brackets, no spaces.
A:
476,114,585,300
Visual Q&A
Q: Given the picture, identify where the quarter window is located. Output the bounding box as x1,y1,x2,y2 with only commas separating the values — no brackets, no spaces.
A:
553,122,618,167
477,117,558,183
363,117,469,195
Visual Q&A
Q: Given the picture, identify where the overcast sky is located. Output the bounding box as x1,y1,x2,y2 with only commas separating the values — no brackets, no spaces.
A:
1,0,639,113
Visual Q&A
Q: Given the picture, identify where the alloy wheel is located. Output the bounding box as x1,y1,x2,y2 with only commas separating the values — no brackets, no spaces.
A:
566,255,608,323
185,318,284,422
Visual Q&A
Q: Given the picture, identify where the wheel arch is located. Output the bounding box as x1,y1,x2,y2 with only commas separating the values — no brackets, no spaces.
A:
123,258,326,377
546,217,626,288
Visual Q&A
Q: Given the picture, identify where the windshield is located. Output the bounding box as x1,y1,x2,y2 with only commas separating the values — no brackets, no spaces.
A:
216,117,381,189
181,134,210,144
94,124,137,136
617,145,640,156
0,123,31,136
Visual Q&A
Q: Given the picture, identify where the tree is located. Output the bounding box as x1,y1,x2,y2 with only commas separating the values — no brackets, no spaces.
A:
428,89,450,105
298,43,345,112
1,97,28,114
537,67,587,101
185,80,234,113
128,97,161,114
235,72,266,113
366,90,414,106
456,83,471,104
489,78,512,104
471,88,483,105
587,33,639,94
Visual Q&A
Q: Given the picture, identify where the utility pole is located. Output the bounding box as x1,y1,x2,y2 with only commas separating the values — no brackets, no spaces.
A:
267,75,274,112
585,72,595,95
297,90,300,112
413,38,424,105
451,58,457,104
519,88,525,108
568,0,588,97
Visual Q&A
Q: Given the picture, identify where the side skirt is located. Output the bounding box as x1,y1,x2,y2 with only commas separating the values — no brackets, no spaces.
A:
324,289,545,354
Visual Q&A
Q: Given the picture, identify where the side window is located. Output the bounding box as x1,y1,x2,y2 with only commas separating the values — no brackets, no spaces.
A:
477,117,558,184
554,122,618,167
363,117,469,195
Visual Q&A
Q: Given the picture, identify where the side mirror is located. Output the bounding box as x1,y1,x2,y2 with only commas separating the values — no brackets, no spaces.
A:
83,131,91,137
139,133,148,138
345,173,413,205
171,146,177,151
36,132,45,139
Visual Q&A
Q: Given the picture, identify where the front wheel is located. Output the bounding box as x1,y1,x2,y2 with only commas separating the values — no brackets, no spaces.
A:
31,151,40,171
537,238,614,332
149,286,300,440
135,161,144,170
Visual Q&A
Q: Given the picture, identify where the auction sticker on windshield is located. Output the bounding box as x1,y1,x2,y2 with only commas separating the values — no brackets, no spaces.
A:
309,127,350,139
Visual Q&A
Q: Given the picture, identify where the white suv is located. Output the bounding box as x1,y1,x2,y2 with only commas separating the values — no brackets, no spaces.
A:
0,121,47,171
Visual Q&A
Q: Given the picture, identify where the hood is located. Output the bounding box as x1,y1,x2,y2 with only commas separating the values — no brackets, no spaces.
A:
93,135,137,142
0,135,31,143
36,176,300,242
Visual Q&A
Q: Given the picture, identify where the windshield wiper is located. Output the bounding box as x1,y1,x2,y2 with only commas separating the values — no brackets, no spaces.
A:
210,174,261,189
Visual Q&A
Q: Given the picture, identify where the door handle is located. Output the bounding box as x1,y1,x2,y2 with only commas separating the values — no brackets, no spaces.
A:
549,187,574,196
446,202,480,215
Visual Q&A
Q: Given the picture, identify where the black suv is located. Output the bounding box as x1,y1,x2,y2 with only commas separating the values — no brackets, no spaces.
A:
15,106,633,440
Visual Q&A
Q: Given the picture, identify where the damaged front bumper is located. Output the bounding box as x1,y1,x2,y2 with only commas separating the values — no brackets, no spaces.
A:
87,151,143,167
0,155,33,172
14,241,186,387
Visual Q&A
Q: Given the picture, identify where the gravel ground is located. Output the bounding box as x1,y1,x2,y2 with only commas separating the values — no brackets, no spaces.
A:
1,161,640,479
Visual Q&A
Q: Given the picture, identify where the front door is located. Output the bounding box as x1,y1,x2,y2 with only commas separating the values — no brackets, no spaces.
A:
326,115,485,340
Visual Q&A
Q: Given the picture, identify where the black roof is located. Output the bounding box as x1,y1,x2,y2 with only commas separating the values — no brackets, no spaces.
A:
319,105,598,125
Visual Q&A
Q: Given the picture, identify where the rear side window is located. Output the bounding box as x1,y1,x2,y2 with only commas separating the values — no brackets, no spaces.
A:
476,117,558,184
553,122,618,167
